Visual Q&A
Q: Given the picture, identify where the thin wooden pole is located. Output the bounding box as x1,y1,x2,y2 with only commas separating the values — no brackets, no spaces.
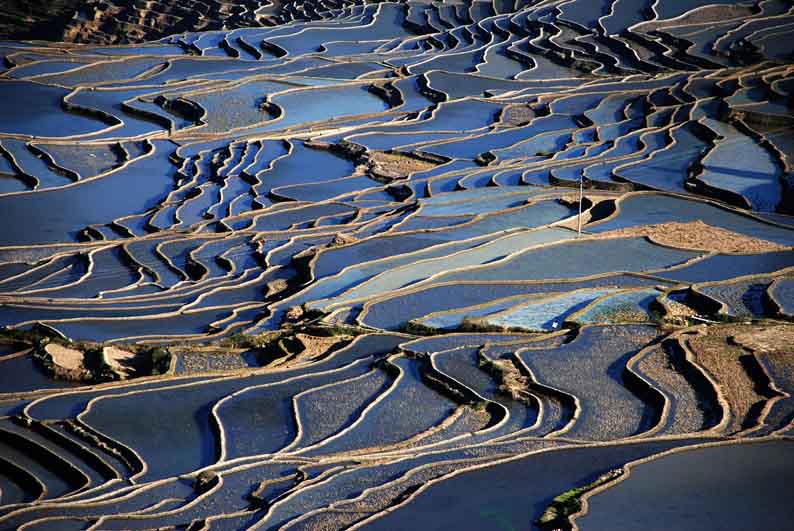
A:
577,172,583,236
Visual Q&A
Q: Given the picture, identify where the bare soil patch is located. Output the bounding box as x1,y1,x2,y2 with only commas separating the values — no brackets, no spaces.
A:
597,220,788,254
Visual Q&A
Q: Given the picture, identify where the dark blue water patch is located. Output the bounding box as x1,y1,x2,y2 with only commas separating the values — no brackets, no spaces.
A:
219,358,377,459
0,354,81,395
614,123,711,193
248,203,357,232
35,57,166,87
291,61,386,79
0,138,73,190
492,130,572,162
0,140,178,245
658,251,794,284
699,279,771,319
655,0,749,19
23,247,137,300
391,76,437,113
124,239,184,287
424,70,581,100
0,80,109,137
0,261,29,285
348,131,463,151
47,306,242,342
403,333,537,354
256,84,391,132
6,60,93,79
0,171,28,194
363,439,708,531
68,87,170,139
0,253,84,293
75,44,186,56
253,142,354,195
104,58,267,88
0,302,185,328
273,175,381,202
360,274,666,330
589,194,794,246
422,114,579,160
35,142,121,181
312,233,451,279
769,277,794,316
578,441,794,531
392,214,473,232
185,270,270,310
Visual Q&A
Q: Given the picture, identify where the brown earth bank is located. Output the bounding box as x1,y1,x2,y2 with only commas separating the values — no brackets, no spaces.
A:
596,220,790,254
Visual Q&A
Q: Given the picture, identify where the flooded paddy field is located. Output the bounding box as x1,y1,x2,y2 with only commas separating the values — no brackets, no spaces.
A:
0,0,793,529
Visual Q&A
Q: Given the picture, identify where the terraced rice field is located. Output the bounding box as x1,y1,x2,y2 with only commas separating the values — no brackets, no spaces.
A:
1,0,794,528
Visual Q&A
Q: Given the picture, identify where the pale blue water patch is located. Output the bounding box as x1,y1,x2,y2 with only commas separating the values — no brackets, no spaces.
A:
408,45,488,76
558,0,611,29
360,274,665,330
415,295,540,331
439,199,576,241
437,237,701,283
391,76,437,113
319,228,578,310
483,289,616,331
571,288,661,324
0,80,110,137
299,237,497,312
320,40,390,57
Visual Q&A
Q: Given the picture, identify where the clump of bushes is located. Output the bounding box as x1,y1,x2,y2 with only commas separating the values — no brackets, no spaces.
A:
536,468,624,529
